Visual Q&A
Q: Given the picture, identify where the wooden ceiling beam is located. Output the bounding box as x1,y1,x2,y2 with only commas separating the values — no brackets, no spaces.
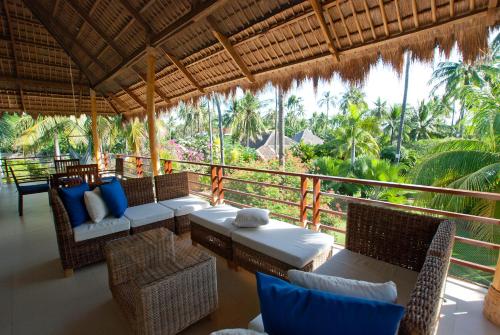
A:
308,0,340,62
94,0,223,87
163,50,205,92
0,75,89,90
23,0,107,78
0,55,76,71
393,0,404,33
118,83,146,110
378,0,390,36
450,0,455,17
131,68,171,104
52,0,60,17
62,0,125,59
103,95,120,114
349,0,364,43
207,15,255,83
108,94,130,113
411,0,420,28
116,0,151,33
362,0,376,40
3,0,25,112
431,0,437,22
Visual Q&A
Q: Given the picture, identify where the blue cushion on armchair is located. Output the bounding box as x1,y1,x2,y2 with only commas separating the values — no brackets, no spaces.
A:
256,272,405,335
99,178,127,218
58,182,90,228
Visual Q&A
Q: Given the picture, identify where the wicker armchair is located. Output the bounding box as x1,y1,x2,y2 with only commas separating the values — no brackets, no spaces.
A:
49,189,129,277
120,177,175,234
345,203,455,335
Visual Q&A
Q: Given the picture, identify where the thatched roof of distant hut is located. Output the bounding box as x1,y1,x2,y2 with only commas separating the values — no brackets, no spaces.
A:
0,0,498,119
293,129,324,145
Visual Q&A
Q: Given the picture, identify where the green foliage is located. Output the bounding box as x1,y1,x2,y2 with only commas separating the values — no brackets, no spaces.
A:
291,142,316,163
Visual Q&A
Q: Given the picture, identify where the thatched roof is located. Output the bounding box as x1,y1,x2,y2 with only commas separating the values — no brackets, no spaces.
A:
293,129,324,144
0,0,498,118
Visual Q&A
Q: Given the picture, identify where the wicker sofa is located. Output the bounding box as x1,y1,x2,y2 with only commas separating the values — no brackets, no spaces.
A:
190,205,334,279
50,177,177,276
154,172,210,234
50,189,130,277
120,177,175,234
248,203,456,335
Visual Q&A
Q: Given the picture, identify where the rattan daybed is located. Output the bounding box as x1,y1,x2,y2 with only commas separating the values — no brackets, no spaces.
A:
189,206,334,278
248,202,456,335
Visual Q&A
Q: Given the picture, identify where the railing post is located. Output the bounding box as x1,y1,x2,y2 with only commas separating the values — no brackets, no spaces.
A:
136,157,143,178
163,160,173,174
2,159,11,183
312,177,321,231
217,166,224,205
210,165,218,205
103,153,109,170
299,176,308,228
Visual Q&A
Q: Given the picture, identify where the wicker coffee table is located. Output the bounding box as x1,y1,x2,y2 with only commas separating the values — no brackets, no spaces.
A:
105,228,218,335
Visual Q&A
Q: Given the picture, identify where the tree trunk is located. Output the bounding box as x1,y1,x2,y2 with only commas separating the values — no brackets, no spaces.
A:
458,104,465,138
396,53,410,163
54,132,60,158
274,87,278,156
326,103,329,120
208,99,213,163
278,88,285,169
214,95,225,165
350,127,356,166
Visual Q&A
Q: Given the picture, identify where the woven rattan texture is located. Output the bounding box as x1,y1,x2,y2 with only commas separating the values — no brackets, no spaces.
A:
154,173,190,201
120,177,155,207
346,203,443,272
190,221,233,260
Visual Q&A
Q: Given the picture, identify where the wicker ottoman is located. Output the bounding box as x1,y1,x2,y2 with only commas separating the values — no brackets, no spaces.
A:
105,228,218,335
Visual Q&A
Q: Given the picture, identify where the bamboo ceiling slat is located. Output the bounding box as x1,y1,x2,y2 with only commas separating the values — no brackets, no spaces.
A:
0,0,497,117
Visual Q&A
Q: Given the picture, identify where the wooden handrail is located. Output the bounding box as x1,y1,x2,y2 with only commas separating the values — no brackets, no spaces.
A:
109,154,500,276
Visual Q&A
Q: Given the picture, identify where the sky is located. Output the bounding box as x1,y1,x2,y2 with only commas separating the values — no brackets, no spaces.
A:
233,48,460,118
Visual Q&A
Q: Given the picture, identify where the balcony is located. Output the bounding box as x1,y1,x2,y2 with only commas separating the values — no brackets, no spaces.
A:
1,154,499,334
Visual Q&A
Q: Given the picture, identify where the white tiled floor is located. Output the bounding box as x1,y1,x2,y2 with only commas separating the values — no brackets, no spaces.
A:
0,184,498,335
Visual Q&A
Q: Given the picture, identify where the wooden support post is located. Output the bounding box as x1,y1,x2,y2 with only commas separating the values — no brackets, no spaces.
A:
135,157,143,177
312,177,321,231
217,166,224,205
146,49,159,176
90,89,101,168
210,165,218,205
484,254,500,325
299,176,308,228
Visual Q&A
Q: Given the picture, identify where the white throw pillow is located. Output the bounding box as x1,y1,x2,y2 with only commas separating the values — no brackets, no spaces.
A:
84,188,109,223
233,208,270,228
288,270,397,303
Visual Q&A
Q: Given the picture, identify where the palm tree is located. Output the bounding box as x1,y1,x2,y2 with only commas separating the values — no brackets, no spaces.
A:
278,88,285,168
285,95,306,136
339,86,367,114
382,105,402,145
318,91,336,119
396,53,410,162
410,99,449,141
371,97,387,118
309,112,329,138
231,92,266,147
214,94,225,165
332,103,380,166
430,61,483,137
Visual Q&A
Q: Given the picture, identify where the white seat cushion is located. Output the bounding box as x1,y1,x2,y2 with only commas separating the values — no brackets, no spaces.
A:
159,195,211,216
231,220,334,269
188,205,240,237
124,203,174,228
248,315,265,333
313,248,419,305
73,216,130,242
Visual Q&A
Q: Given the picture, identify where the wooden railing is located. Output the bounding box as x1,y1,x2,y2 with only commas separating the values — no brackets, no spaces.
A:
110,153,500,281
1,154,71,184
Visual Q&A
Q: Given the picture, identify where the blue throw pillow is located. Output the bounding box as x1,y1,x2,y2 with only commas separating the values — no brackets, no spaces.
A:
256,272,405,335
58,183,90,228
99,178,127,218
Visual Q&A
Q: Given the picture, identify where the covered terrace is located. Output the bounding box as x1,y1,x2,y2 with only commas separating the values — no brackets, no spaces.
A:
0,0,499,335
